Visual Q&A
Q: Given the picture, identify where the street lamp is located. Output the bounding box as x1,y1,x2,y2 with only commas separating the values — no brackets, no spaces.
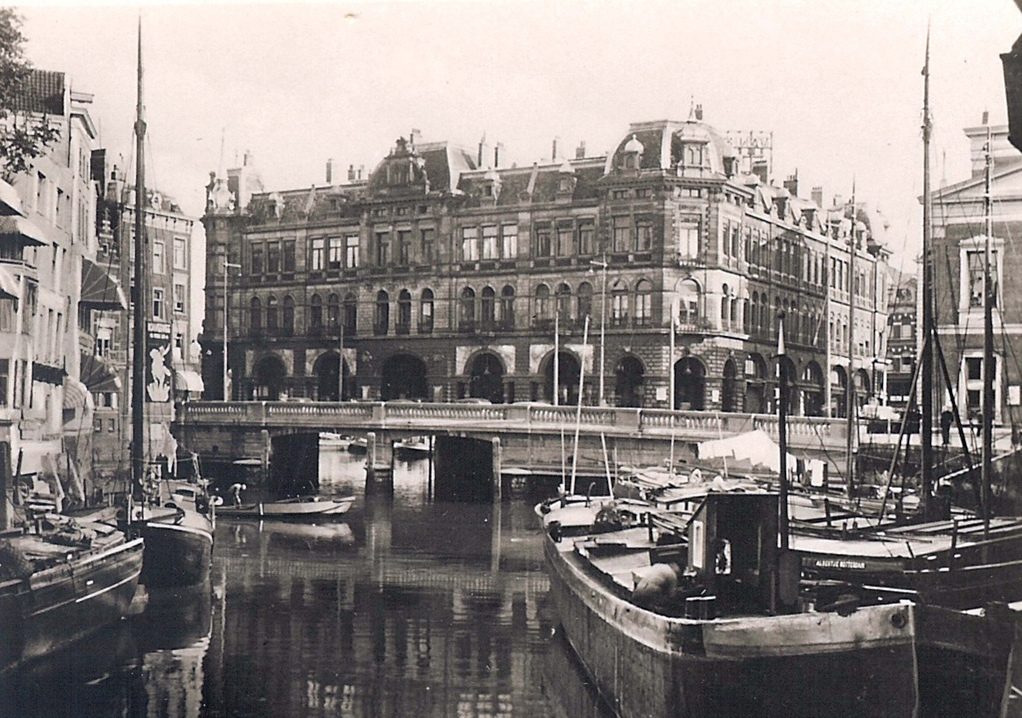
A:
223,259,241,401
589,256,608,406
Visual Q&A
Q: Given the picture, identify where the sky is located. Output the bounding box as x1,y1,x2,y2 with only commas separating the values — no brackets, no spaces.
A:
14,0,1022,276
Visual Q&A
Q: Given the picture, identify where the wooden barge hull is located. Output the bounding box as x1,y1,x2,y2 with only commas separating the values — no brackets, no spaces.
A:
544,535,920,718
137,520,213,588
0,537,144,672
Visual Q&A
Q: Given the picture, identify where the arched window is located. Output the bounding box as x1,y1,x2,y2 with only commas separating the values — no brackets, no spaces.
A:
266,296,278,333
721,283,730,326
677,279,699,326
611,279,628,327
499,285,515,330
396,289,412,335
635,279,652,326
459,287,476,331
481,286,496,330
309,294,322,333
374,290,389,336
556,283,572,325
327,293,340,333
250,297,262,333
342,293,356,336
419,288,434,334
282,295,295,336
577,282,593,321
535,284,551,323
743,297,750,333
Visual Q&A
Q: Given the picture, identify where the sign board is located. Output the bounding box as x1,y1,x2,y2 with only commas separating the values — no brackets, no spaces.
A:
146,321,172,402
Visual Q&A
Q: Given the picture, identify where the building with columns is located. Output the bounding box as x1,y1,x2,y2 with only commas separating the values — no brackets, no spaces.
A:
201,114,891,416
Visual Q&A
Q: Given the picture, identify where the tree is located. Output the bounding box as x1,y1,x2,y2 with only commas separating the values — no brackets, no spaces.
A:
0,8,58,182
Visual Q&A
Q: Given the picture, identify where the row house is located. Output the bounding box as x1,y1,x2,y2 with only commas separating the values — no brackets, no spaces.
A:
202,115,891,415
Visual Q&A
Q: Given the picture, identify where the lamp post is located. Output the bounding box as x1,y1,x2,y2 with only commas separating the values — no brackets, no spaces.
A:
223,259,241,401
589,257,608,406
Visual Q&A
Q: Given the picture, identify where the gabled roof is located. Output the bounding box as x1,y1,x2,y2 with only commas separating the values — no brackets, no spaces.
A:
12,69,65,115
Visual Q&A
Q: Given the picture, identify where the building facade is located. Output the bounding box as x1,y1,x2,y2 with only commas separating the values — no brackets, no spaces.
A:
931,120,1022,430
90,159,204,489
202,116,891,416
885,267,918,410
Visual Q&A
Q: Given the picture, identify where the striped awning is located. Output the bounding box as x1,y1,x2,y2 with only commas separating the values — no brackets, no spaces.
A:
81,352,121,393
81,257,127,309
0,215,47,246
62,376,90,411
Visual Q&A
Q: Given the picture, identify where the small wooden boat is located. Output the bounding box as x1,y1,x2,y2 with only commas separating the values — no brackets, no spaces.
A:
347,437,368,455
217,495,355,519
319,432,351,450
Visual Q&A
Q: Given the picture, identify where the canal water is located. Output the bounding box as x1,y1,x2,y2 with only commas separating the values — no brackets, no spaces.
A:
0,447,614,718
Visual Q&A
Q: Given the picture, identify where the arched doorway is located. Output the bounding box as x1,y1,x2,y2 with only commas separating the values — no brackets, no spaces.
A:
615,356,644,407
313,351,351,401
544,351,581,405
468,353,505,403
253,355,286,400
802,362,825,417
381,354,428,401
775,355,797,414
831,366,848,418
721,358,739,412
745,353,767,414
674,357,705,410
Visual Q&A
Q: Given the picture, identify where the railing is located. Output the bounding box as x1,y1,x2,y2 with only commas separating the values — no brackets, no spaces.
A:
178,401,847,446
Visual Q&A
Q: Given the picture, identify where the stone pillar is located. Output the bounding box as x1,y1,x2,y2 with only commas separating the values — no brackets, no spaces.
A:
365,432,377,482
491,437,502,501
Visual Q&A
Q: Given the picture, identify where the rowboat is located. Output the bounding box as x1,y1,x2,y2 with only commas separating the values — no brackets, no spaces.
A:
217,495,355,519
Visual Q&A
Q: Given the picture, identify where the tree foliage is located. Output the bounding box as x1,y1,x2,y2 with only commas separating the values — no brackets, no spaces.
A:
0,8,58,183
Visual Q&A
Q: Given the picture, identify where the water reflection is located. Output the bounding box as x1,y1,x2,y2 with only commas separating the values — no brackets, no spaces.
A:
3,447,594,718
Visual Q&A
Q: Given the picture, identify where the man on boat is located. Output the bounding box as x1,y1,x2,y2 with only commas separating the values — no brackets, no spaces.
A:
230,483,247,507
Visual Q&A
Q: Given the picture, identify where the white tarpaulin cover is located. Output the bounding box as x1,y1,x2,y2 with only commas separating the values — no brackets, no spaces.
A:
696,429,796,476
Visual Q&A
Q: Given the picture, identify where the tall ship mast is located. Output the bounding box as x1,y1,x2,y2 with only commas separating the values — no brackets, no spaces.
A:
920,26,936,520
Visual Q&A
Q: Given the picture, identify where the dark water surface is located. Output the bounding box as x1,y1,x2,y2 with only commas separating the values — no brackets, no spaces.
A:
1,449,606,718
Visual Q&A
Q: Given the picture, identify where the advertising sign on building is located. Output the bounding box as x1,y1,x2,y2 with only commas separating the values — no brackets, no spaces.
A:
146,321,172,402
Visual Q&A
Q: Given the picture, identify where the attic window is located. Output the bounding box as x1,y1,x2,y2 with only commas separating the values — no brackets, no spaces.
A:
559,176,572,193
484,184,493,197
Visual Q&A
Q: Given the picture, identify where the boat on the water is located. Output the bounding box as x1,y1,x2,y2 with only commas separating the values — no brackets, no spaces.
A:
319,432,352,450
0,513,145,673
542,491,923,717
347,437,368,455
217,495,355,519
394,436,430,461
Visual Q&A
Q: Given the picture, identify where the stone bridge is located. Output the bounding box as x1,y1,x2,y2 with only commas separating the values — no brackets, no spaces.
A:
174,401,850,484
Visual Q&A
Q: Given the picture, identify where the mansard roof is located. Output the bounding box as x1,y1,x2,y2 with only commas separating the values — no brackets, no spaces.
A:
605,119,737,176
367,137,476,196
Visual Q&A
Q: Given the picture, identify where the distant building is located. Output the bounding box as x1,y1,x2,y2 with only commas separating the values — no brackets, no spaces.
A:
885,267,918,410
931,119,1022,427
202,114,890,416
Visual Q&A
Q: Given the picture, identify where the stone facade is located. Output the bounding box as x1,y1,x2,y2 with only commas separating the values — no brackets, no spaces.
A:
201,116,891,415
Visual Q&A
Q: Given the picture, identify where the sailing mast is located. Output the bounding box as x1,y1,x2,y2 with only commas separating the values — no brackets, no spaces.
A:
846,179,857,497
920,25,936,519
131,19,148,496
982,125,994,536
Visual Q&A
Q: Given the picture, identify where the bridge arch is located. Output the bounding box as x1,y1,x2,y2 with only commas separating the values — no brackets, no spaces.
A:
614,355,644,407
381,353,428,401
467,352,505,403
674,356,705,410
313,351,352,401
543,350,581,405
253,354,287,400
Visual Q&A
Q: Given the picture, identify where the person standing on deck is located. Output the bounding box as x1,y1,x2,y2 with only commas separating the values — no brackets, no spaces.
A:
230,483,247,507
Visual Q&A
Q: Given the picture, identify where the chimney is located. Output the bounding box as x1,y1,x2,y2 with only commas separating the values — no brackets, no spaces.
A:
783,171,799,197
751,158,769,185
811,185,824,208
358,165,364,180
575,140,586,159
347,164,356,182
244,149,253,167
410,128,422,146
478,134,490,168
695,104,703,121
326,159,334,184
494,142,504,168
982,110,990,125
552,136,560,161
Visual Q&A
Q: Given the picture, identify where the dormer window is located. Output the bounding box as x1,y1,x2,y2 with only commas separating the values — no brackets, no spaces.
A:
620,135,644,170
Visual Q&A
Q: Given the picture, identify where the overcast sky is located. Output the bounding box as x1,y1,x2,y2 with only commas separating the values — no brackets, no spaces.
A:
17,1,1022,274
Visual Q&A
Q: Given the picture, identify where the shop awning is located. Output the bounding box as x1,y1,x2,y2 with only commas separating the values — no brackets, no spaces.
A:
173,368,204,394
0,265,20,300
81,258,127,309
0,215,47,246
81,352,122,393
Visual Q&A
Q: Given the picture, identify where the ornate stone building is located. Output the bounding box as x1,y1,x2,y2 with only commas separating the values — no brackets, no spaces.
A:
201,115,890,415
